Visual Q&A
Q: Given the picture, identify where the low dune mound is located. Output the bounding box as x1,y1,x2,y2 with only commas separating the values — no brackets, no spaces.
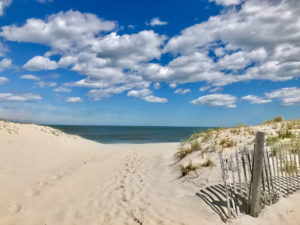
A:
174,117,300,185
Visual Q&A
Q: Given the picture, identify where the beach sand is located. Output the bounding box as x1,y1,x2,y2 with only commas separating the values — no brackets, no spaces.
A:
1,120,300,225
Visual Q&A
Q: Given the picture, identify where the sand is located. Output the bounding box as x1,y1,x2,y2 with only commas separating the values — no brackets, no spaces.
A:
1,120,300,225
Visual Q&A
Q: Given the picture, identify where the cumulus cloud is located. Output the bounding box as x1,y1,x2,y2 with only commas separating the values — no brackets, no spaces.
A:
36,0,53,3
65,97,83,103
127,88,167,103
3,2,300,102
266,87,300,106
23,56,58,71
163,0,300,85
0,76,8,84
146,17,168,26
190,94,237,108
0,0,12,16
209,0,242,6
174,88,191,94
241,95,271,104
0,58,11,71
1,10,116,51
199,86,211,92
0,93,42,101
20,74,40,80
54,87,71,93
153,82,160,89
35,81,57,88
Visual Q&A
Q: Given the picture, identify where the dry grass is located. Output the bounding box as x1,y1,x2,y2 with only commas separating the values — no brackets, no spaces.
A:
277,129,295,139
262,116,284,124
282,161,297,174
202,129,215,142
180,161,199,176
219,138,236,148
175,141,201,161
200,158,215,167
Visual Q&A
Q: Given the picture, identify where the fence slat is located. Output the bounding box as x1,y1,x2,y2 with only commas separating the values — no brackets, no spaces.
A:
235,150,243,197
219,153,231,218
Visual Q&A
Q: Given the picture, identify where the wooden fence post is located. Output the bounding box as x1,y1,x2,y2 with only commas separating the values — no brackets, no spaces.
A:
249,132,265,217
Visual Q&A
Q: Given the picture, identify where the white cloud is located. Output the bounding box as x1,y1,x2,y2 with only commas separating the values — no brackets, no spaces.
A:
153,82,160,89
163,0,300,85
36,0,53,3
143,95,168,103
209,0,242,6
169,83,177,89
54,87,71,93
241,95,271,104
127,88,167,103
4,2,300,102
143,52,236,86
1,10,116,51
23,56,58,71
65,97,83,103
20,74,40,80
266,87,300,106
0,76,8,84
190,94,237,108
199,86,211,92
209,87,222,93
0,58,11,71
0,93,42,101
0,0,12,16
174,88,191,94
35,81,57,88
146,17,168,26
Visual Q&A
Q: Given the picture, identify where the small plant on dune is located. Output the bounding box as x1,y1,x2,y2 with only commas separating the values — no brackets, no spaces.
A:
277,129,295,139
188,132,202,142
287,119,300,130
266,136,280,146
291,138,300,154
200,158,215,167
230,128,241,135
219,138,236,148
180,160,199,177
245,128,255,135
269,146,279,157
202,129,215,142
237,123,249,128
175,141,201,161
262,116,284,125
274,116,284,122
282,161,297,174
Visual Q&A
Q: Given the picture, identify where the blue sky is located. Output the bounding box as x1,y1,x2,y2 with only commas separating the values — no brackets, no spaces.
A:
0,0,300,126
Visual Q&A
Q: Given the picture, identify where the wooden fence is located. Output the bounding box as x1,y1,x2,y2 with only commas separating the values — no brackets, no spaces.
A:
219,132,300,219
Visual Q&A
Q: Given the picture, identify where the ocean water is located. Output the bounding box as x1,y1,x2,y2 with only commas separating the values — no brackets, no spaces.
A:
49,125,212,144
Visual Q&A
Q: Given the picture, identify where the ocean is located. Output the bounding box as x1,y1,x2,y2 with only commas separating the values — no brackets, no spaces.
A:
49,125,212,144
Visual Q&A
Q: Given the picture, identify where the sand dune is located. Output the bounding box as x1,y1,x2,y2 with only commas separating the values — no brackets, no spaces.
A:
1,120,300,225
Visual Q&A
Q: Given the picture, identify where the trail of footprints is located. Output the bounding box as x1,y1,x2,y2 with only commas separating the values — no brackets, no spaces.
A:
93,150,179,225
6,150,182,225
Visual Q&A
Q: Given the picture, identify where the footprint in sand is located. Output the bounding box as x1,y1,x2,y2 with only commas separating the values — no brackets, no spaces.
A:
25,188,40,197
38,181,48,187
7,203,22,213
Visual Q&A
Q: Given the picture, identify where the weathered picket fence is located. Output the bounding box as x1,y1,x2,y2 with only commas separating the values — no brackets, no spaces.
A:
219,132,300,219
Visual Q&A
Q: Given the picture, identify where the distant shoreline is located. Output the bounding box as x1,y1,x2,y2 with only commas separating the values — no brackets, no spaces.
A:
49,125,214,144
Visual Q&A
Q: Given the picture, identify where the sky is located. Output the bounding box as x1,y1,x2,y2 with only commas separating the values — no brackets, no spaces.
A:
0,0,300,126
